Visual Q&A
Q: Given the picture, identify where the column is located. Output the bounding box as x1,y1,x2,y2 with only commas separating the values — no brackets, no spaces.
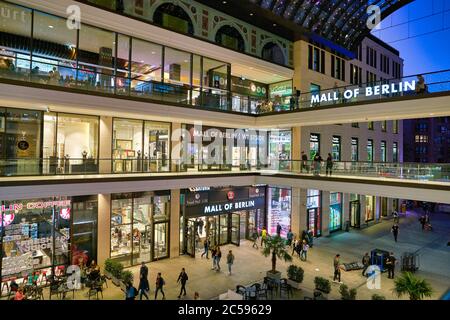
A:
99,116,112,174
321,191,330,236
170,189,180,258
359,195,367,227
291,188,307,240
171,122,182,172
292,126,302,170
299,189,307,235
342,193,351,227
97,194,111,267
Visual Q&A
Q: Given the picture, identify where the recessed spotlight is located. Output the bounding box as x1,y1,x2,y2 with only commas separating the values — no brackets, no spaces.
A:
273,23,277,27
151,51,156,54
48,25,54,29
222,0,227,3
429,113,434,116
250,13,254,16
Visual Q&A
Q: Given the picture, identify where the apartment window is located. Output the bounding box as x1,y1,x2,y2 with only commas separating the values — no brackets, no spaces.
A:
416,123,428,132
393,120,399,134
331,55,345,81
381,140,387,162
367,139,374,162
381,120,387,132
366,71,377,86
393,142,398,163
415,135,428,143
351,138,359,161
308,45,325,74
350,64,362,85
356,45,363,61
380,54,390,74
368,121,374,130
366,47,377,68
351,123,359,128
392,61,401,79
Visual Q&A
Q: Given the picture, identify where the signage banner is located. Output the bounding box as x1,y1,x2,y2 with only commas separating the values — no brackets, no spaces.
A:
185,196,265,218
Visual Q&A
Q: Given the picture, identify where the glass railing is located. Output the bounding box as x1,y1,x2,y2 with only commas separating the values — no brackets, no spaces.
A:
258,69,450,114
1,158,448,183
2,54,449,117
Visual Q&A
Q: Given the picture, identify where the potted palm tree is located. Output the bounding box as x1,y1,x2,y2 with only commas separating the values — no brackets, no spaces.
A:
286,265,304,290
262,235,292,280
393,272,433,300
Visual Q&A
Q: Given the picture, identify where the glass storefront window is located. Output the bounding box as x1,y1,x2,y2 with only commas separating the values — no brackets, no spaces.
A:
330,192,342,232
130,38,163,93
269,130,291,169
267,187,291,238
164,47,191,86
393,142,398,163
351,137,359,161
110,192,170,266
116,34,131,93
310,133,320,159
144,121,170,172
365,195,375,222
332,136,341,161
381,141,387,162
307,189,321,237
1,197,71,285
367,139,373,162
113,118,143,173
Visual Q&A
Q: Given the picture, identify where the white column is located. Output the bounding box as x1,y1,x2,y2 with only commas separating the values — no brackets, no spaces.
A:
99,116,112,174
170,189,180,258
97,194,111,267
171,122,182,171
321,191,330,236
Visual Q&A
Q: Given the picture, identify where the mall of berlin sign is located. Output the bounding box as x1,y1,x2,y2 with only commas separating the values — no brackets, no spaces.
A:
311,80,416,104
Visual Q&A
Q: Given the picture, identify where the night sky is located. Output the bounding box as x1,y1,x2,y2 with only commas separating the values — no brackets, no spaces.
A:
371,0,450,76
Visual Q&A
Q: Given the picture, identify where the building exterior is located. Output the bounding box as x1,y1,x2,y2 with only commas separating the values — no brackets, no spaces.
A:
0,0,414,288
403,117,450,163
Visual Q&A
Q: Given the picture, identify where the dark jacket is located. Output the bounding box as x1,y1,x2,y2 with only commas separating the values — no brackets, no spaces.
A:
177,272,188,284
138,277,149,291
140,265,148,279
362,255,370,266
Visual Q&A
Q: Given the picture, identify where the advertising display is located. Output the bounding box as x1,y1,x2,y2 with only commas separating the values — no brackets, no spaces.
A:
307,189,321,237
310,133,320,159
267,187,291,238
330,192,342,232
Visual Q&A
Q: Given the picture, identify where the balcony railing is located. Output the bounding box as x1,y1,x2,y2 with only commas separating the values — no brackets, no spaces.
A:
1,54,449,116
0,158,448,183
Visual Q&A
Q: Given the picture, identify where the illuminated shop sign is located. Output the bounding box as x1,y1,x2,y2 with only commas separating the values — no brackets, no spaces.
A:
204,200,256,214
311,80,416,104
0,200,71,213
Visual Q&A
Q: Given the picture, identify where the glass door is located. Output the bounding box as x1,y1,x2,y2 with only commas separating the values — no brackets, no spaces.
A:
231,213,240,246
239,211,247,240
153,222,168,260
185,218,196,257
350,201,361,228
218,214,229,245
307,208,321,237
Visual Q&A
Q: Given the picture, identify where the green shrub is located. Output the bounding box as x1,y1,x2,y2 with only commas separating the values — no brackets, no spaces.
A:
314,276,331,294
339,284,357,300
121,270,134,285
372,294,386,300
287,265,304,283
107,260,124,279
104,258,114,274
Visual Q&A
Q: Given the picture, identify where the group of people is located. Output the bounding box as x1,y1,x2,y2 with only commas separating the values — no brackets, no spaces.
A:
419,213,432,231
291,229,314,261
301,151,334,176
125,263,197,300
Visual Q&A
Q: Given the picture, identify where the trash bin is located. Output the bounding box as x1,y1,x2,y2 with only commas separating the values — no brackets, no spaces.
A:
370,249,390,272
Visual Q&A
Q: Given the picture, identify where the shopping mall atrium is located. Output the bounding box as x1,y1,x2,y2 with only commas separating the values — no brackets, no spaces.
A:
0,0,449,302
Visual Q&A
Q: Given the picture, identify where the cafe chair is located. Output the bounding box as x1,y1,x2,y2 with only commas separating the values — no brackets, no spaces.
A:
279,278,293,299
235,285,246,297
88,283,103,300
257,283,268,300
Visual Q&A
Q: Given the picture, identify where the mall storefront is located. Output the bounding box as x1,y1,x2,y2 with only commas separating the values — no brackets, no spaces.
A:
306,189,322,237
181,186,266,257
0,196,98,294
110,191,171,267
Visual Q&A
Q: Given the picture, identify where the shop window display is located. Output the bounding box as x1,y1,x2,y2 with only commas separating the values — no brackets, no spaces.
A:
307,189,322,237
309,133,320,160
365,195,375,222
267,187,291,238
110,192,170,266
0,197,72,292
329,192,342,232
269,130,291,170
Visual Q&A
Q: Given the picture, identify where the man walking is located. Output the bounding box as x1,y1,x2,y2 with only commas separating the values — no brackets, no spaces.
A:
391,223,399,242
286,228,294,246
201,237,210,259
326,153,333,176
392,210,399,223
301,151,308,173
386,252,397,279
138,262,150,300
216,246,222,272
251,230,259,249
154,272,165,300
226,250,235,275
177,268,188,299
276,223,282,237
261,226,267,247
211,246,217,270
361,252,370,277
333,254,342,283
300,240,309,261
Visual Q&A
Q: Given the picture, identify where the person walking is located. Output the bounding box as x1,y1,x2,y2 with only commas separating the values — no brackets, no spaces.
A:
301,151,308,173
251,230,259,249
138,262,150,300
295,239,302,258
211,246,217,270
361,252,370,277
313,153,323,176
154,272,165,300
392,210,399,223
419,215,426,230
291,238,298,255
307,229,314,248
391,223,399,242
125,281,138,301
286,229,294,246
386,252,397,279
300,240,309,261
177,268,188,299
201,237,210,259
216,246,222,272
261,226,267,247
326,153,333,176
226,250,235,275
276,223,282,237
333,254,342,283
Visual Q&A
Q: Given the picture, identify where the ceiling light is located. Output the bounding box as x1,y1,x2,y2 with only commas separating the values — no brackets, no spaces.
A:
151,51,156,54
249,67,254,70
222,0,227,3
273,23,277,27
250,13,254,16
184,60,189,63
429,113,434,116
48,25,54,29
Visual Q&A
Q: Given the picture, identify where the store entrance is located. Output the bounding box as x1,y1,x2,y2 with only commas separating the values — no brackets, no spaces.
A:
186,211,247,258
307,208,321,237
350,200,361,228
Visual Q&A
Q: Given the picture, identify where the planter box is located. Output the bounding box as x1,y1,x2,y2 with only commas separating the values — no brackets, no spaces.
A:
111,276,121,287
266,270,281,281
104,271,112,280
287,279,302,290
